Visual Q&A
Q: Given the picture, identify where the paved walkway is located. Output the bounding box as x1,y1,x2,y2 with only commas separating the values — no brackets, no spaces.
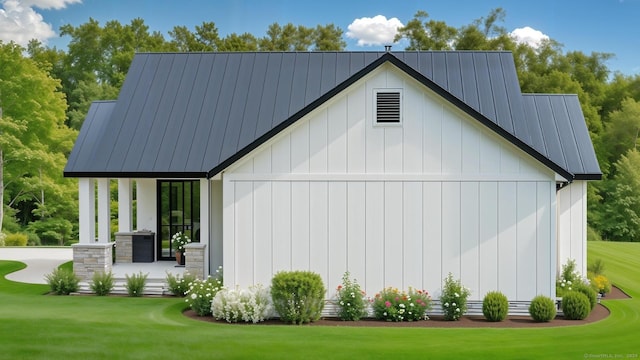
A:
0,247,73,284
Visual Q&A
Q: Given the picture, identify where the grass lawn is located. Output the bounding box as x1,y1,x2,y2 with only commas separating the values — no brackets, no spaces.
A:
0,242,638,359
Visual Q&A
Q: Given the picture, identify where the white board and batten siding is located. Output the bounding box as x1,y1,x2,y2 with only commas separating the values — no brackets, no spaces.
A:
557,181,588,276
222,63,557,302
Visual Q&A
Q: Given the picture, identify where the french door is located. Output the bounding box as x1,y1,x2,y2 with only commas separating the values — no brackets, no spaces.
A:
157,180,200,260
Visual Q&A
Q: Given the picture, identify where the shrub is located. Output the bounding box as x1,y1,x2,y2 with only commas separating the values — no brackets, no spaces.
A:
271,271,326,324
573,282,597,311
166,271,197,297
587,258,606,275
562,291,591,320
45,268,80,295
90,271,114,296
335,272,368,321
589,274,612,295
125,272,148,297
0,233,5,246
440,273,471,321
529,295,556,322
4,233,28,246
556,259,589,297
211,284,273,323
372,287,432,322
185,277,223,316
26,232,41,246
482,291,509,322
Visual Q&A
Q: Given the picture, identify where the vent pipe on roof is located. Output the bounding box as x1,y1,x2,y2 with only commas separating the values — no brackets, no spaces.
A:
384,45,392,53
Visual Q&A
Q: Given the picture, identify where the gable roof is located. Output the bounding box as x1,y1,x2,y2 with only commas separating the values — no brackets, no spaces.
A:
64,51,601,181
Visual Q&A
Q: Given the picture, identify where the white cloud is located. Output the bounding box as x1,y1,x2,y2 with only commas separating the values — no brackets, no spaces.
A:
0,0,80,46
510,26,549,49
347,15,404,47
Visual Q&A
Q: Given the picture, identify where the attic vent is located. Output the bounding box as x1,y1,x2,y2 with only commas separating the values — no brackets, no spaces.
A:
375,90,402,124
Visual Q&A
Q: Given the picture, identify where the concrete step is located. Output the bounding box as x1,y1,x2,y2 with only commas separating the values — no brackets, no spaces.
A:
76,279,173,296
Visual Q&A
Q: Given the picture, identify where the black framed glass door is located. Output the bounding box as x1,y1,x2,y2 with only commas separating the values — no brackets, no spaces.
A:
157,180,200,260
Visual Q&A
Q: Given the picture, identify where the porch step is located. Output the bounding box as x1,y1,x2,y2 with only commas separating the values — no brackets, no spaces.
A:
76,278,174,296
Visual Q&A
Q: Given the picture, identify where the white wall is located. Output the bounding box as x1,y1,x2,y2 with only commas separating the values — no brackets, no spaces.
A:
223,64,557,301
136,179,157,232
557,181,588,276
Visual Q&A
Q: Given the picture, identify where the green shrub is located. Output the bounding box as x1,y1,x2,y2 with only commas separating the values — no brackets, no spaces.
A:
335,271,368,321
45,268,80,295
125,272,148,297
440,273,471,321
26,232,41,246
587,258,606,276
0,233,5,246
482,291,509,322
573,282,597,311
4,233,28,246
271,271,326,324
166,271,197,297
185,277,223,316
90,271,114,296
529,295,556,322
372,287,432,322
562,291,591,320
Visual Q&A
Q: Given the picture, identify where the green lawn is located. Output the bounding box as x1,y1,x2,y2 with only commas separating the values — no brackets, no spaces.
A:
0,242,638,359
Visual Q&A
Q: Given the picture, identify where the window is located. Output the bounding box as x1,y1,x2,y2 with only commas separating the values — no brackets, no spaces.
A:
375,89,402,125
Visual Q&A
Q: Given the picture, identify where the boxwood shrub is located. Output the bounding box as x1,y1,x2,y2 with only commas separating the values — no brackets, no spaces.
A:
271,271,325,324
562,291,591,320
529,295,556,322
482,291,509,322
573,282,597,311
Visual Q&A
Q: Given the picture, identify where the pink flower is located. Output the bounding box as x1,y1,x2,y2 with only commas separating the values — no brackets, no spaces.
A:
385,301,392,308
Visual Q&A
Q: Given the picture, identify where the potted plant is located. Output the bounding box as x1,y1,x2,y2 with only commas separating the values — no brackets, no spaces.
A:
171,232,191,265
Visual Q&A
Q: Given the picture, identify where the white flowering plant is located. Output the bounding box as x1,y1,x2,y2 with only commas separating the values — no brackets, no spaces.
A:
440,273,471,321
556,259,588,297
335,271,368,321
211,284,274,323
171,232,191,253
372,287,432,322
185,268,223,316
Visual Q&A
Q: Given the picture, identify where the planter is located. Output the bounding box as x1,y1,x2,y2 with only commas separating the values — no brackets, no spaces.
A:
176,251,185,266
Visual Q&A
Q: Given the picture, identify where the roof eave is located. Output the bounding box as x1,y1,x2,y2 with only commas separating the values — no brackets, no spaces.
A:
63,171,207,179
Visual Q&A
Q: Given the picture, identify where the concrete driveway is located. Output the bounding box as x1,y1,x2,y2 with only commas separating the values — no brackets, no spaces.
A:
0,247,73,284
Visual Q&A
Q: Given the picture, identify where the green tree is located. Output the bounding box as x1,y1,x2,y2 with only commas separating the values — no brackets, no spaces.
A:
395,10,457,50
599,149,640,241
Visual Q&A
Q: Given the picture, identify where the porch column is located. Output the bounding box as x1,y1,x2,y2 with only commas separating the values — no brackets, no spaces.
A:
118,179,133,232
97,178,111,243
136,179,156,232
78,178,95,244
200,178,210,276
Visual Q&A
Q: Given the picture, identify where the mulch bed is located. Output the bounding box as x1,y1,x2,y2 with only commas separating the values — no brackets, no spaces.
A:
183,285,630,328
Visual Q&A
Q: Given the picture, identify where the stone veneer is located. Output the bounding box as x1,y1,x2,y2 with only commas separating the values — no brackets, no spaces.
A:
184,243,207,280
72,243,114,280
114,231,155,263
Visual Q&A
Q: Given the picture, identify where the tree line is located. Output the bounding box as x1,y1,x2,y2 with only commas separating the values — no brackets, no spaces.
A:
1,9,640,244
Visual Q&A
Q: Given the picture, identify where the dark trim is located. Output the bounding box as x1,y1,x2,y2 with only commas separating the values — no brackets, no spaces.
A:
574,173,602,181
209,52,577,181
207,53,395,178
64,171,207,179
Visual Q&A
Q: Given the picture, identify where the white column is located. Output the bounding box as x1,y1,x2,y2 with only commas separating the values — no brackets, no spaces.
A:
78,178,95,244
118,179,133,232
97,178,111,243
199,178,210,276
136,179,157,232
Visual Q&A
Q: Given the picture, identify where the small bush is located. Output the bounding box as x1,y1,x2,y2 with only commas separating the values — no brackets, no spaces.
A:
125,272,148,297
211,284,273,323
573,282,597,311
0,233,5,246
90,271,114,296
372,287,432,322
440,273,471,321
26,232,41,246
335,271,368,321
166,271,197,297
4,233,28,246
482,291,509,322
562,291,591,320
45,268,80,295
271,271,326,324
529,295,556,322
587,258,606,275
589,274,612,295
185,277,223,316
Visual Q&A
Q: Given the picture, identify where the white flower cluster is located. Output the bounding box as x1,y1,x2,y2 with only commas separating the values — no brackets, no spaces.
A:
211,284,274,323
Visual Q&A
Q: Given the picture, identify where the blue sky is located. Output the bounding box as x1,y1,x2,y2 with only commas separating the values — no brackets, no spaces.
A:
1,0,638,74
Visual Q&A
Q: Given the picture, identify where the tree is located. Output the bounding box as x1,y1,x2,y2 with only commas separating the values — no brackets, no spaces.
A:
599,149,640,241
0,41,77,238
395,10,457,50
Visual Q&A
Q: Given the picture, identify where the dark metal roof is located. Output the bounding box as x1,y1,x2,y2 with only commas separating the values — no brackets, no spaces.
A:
64,51,601,180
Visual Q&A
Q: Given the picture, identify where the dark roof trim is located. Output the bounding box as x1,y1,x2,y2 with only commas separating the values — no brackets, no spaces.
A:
63,171,207,179
574,173,602,181
208,52,575,181
207,52,395,178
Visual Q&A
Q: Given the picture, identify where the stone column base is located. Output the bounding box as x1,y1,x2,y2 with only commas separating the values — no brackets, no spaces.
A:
184,243,206,280
72,243,114,280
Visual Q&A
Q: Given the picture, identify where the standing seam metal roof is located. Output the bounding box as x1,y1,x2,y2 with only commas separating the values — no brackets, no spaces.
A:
63,51,601,181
